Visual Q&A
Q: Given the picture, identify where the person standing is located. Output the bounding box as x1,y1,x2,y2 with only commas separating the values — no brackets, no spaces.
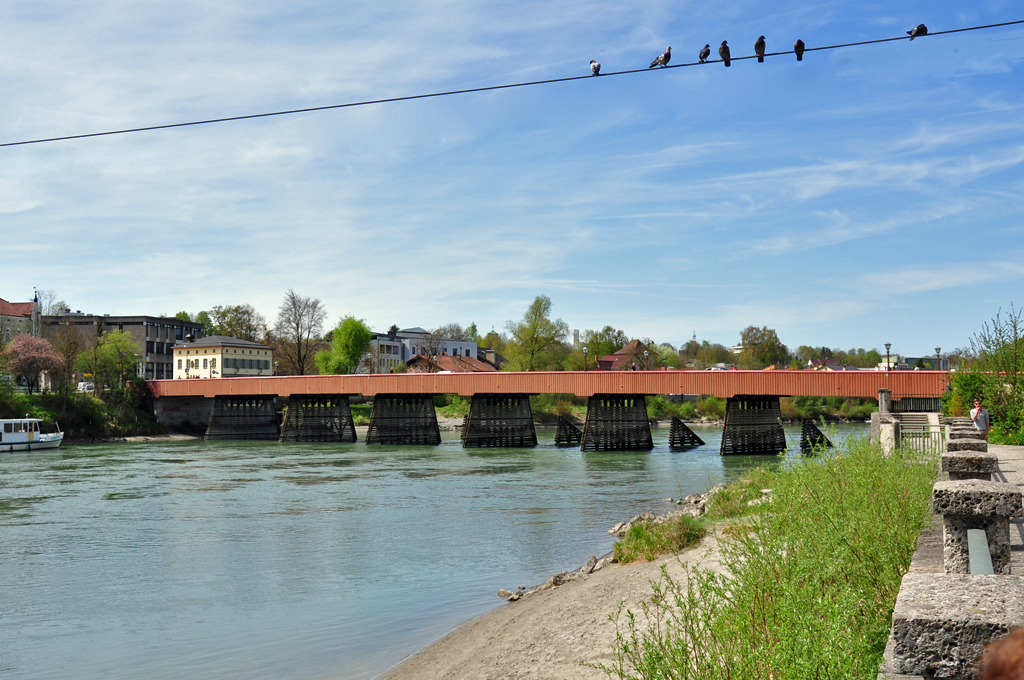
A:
971,398,990,440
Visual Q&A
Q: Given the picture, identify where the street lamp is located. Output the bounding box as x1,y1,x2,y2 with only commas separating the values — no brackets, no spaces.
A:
431,355,438,373
274,361,278,376
935,347,941,371
582,346,588,372
644,350,649,370
885,342,891,371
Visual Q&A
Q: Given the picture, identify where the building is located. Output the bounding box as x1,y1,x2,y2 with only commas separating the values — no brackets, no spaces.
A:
366,327,478,374
42,311,204,380
172,335,274,379
405,355,498,373
0,296,40,342
597,339,651,371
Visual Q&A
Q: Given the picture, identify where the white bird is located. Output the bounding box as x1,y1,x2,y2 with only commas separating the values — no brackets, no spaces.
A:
650,46,672,68
590,60,601,76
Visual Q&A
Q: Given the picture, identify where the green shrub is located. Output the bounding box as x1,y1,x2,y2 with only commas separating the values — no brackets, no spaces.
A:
601,436,937,680
695,396,725,419
613,515,707,563
677,402,697,419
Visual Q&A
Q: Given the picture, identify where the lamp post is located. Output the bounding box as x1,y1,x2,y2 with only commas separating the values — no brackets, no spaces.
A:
935,347,941,371
885,342,891,371
431,355,438,373
644,350,649,370
582,346,588,372
274,361,278,376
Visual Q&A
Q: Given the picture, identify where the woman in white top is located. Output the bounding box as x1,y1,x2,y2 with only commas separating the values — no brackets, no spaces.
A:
971,398,990,441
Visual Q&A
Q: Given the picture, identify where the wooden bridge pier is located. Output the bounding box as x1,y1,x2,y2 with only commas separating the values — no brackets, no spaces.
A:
205,395,280,440
461,394,537,448
365,394,442,445
279,394,357,443
669,416,705,449
720,395,787,455
580,395,653,452
554,415,583,447
799,417,833,453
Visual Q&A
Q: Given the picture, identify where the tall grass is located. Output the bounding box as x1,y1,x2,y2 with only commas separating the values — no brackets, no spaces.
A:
614,516,707,563
601,436,937,680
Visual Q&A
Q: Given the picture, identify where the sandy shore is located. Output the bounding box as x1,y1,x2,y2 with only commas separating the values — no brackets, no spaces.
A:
377,534,726,680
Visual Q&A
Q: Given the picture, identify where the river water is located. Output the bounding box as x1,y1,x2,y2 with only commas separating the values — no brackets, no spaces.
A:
1,423,866,680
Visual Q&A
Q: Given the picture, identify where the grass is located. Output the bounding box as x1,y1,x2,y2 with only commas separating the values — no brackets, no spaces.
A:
599,436,938,680
614,516,708,563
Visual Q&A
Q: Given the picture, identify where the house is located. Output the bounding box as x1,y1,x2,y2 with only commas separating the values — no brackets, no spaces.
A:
172,335,273,379
405,355,497,373
43,311,204,380
365,327,478,374
597,339,651,371
807,358,838,369
0,295,40,342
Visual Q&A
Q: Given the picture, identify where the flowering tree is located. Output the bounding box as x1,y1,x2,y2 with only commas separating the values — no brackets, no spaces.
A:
2,335,63,394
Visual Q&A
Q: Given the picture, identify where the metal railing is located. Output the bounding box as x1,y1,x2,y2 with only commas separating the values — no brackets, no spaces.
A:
897,422,946,453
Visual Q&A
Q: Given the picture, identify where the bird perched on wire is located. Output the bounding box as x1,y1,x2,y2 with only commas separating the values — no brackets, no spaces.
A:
794,39,805,61
907,23,928,40
698,44,711,63
755,36,766,62
719,41,731,67
650,46,671,68
590,60,601,75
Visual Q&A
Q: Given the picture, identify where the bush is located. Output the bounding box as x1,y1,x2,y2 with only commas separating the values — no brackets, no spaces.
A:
677,402,697,420
695,396,725,419
613,515,707,563
601,436,937,680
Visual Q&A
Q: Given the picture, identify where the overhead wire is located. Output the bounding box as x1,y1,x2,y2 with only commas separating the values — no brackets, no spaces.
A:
1,19,1022,149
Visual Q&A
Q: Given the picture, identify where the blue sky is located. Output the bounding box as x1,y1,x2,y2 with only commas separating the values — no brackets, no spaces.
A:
1,0,1022,358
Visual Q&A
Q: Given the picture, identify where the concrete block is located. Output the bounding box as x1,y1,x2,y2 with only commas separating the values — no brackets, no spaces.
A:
890,573,1024,679
948,428,984,440
933,481,1022,574
946,439,988,453
941,451,999,481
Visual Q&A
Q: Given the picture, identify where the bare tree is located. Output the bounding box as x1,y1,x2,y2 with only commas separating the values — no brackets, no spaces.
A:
51,324,83,398
274,290,326,376
434,323,472,342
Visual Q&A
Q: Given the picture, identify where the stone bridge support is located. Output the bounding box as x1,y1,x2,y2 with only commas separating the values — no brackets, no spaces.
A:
720,395,786,456
365,394,441,445
461,394,537,448
580,395,653,452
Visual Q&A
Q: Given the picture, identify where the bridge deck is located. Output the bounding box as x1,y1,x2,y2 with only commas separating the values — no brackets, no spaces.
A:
148,370,947,399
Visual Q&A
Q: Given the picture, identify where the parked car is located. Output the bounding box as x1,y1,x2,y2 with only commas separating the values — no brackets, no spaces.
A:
77,381,95,393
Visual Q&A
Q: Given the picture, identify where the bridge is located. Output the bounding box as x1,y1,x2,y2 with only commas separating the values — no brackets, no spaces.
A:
148,370,948,455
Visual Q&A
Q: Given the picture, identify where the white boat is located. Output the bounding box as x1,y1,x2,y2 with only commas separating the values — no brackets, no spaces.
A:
1,418,64,452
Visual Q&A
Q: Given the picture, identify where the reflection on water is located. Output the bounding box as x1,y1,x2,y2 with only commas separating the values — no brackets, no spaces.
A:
0,423,867,680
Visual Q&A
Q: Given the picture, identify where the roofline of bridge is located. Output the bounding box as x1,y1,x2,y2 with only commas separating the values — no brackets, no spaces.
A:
147,370,949,400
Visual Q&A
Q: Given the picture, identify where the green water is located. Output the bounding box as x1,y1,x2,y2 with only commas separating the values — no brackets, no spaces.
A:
0,423,866,679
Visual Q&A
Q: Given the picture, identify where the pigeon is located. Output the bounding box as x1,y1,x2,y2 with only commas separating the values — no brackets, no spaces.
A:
650,46,671,68
755,36,766,63
719,41,731,67
698,44,711,63
590,60,601,76
907,23,927,40
794,39,805,61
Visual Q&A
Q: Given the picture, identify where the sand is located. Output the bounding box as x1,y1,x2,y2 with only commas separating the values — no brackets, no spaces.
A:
378,535,726,680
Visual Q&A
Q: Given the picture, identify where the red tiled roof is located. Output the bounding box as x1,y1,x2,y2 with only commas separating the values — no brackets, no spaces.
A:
597,339,649,371
0,298,35,317
406,355,498,373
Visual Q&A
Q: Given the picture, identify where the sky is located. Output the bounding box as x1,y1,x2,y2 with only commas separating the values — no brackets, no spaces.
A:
1,0,1022,358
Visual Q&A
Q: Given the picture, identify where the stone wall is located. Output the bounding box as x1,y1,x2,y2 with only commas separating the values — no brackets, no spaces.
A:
153,396,214,435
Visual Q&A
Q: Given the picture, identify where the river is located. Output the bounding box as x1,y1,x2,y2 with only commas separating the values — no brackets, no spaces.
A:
0,423,866,679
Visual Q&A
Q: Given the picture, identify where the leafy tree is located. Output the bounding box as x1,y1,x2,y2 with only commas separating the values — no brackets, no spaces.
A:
695,341,734,369
50,325,83,397
656,343,680,368
315,317,372,374
480,330,508,354
273,290,326,376
956,305,1024,441
2,335,63,394
175,311,192,322
504,296,569,371
75,330,142,391
194,311,215,336
209,304,266,342
466,322,479,342
581,326,629,360
738,326,790,369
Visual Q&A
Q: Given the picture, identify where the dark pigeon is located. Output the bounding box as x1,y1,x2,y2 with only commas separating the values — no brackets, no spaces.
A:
908,23,927,40
650,46,671,68
794,39,805,61
698,44,711,63
590,60,601,76
719,41,731,67
755,36,766,63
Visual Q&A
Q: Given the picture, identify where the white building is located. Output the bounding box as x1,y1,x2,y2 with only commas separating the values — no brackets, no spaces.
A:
365,327,477,374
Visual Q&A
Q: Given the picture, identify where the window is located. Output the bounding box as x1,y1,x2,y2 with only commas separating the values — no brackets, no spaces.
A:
3,423,10,433
203,359,208,368
175,327,183,341
211,359,217,369
177,359,182,369
146,341,154,353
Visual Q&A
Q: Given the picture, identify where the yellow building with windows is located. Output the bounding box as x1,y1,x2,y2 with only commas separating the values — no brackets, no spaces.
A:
172,335,274,379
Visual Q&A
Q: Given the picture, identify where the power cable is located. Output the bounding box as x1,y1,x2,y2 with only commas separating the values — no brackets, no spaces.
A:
2,19,1022,149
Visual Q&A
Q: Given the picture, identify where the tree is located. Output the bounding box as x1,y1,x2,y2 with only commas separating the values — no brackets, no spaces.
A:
75,330,142,391
581,326,629,360
273,290,326,376
504,296,569,371
959,305,1024,440
194,311,215,336
434,323,474,342
695,341,733,369
466,322,479,342
175,311,192,322
738,326,790,369
209,304,266,342
315,317,372,374
50,324,83,396
656,343,680,368
2,335,63,394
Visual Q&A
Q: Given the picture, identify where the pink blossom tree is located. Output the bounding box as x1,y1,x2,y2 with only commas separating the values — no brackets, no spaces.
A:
2,335,63,394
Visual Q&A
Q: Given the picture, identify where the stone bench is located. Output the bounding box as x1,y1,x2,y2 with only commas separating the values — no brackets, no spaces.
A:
941,451,999,481
933,480,1023,575
889,573,1024,679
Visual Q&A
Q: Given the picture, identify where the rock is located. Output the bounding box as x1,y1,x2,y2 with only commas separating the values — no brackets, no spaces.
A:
498,589,515,598
592,555,615,572
664,498,673,502
507,591,522,601
608,522,627,535
580,556,598,575
684,493,703,504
